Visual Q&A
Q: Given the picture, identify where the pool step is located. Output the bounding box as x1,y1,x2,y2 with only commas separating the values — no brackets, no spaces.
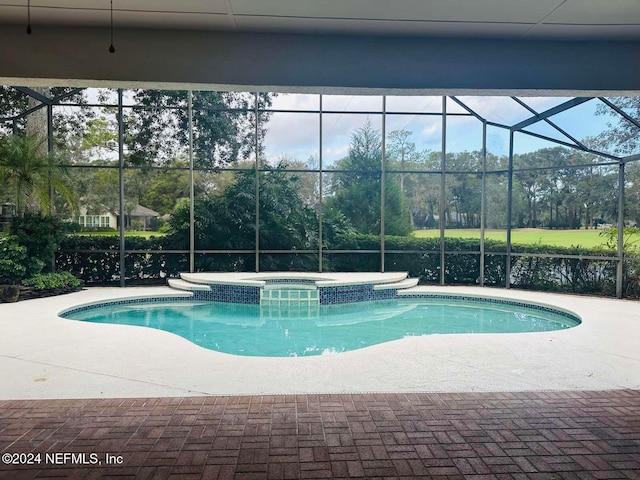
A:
263,284,317,290
373,277,419,291
261,284,319,305
168,278,211,292
167,272,421,303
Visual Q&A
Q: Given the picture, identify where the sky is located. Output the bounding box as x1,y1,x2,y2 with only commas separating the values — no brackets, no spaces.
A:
261,94,619,166
77,89,627,166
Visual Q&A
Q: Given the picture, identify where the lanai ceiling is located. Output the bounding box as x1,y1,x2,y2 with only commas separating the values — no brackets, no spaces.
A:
0,0,639,40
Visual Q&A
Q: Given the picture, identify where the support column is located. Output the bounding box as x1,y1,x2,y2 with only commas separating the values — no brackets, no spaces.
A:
381,96,386,273
480,121,487,287
188,91,195,273
318,94,324,273
47,103,55,271
46,105,53,153
254,92,260,272
439,96,446,285
506,130,514,289
616,161,625,298
118,89,125,287
47,104,54,212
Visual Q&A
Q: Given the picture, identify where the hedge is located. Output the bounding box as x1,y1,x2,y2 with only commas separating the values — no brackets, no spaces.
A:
56,233,638,297
22,271,82,291
57,235,187,285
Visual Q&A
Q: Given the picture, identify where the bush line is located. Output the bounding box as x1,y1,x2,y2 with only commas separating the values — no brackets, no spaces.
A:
56,234,640,297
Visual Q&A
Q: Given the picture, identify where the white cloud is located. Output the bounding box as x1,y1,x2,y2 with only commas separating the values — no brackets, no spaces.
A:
323,95,382,112
324,145,350,164
386,96,442,113
455,96,532,125
261,94,603,161
420,122,440,138
263,111,319,163
523,97,573,112
270,93,319,111
453,96,574,127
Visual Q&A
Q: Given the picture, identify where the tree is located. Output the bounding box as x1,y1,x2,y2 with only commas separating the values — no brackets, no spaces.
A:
167,164,319,270
0,87,93,142
69,165,153,228
0,87,28,133
386,130,430,228
595,97,640,227
0,134,74,216
328,121,411,236
0,87,273,168
0,87,100,218
140,161,192,215
124,90,274,167
444,152,483,228
387,130,419,192
576,166,617,228
398,150,441,229
514,150,556,227
509,147,612,229
64,114,119,164
595,97,640,156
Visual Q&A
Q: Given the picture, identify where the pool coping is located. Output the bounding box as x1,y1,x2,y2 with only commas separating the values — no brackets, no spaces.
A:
0,285,639,399
58,289,582,326
172,271,419,304
178,271,410,288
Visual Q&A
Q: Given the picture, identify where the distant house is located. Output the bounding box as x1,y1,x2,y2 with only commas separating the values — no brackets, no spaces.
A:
77,204,159,231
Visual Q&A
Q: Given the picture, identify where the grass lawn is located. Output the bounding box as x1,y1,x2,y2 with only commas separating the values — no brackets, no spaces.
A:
73,228,608,247
413,228,608,248
74,231,165,239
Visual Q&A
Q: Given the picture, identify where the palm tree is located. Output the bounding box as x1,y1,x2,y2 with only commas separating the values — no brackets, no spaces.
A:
0,134,74,216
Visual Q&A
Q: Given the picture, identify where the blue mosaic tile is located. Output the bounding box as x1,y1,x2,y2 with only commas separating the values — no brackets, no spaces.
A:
61,287,579,325
400,294,580,322
193,285,260,304
263,279,317,285
61,296,191,317
318,284,398,304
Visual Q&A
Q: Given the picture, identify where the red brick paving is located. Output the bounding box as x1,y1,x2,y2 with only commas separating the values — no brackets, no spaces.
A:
0,390,639,479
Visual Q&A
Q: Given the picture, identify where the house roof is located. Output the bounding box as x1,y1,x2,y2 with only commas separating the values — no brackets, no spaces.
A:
129,205,159,217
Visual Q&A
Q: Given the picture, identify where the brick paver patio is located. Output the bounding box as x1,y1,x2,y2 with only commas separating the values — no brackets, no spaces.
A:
1,390,639,479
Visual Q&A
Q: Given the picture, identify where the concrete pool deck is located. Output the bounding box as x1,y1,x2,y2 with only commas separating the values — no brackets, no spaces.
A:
0,286,639,399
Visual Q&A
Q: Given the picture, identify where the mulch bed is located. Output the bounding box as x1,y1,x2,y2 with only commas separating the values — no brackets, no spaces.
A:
0,279,162,302
15,284,83,301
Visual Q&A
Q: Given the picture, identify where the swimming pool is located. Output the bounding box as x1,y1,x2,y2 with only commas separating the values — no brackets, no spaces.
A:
61,296,580,357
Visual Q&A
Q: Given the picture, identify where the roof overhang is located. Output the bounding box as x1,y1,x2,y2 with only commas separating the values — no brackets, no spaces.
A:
1,25,640,96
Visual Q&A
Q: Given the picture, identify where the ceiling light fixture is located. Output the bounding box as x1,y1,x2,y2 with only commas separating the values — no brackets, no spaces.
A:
109,0,115,53
26,0,32,34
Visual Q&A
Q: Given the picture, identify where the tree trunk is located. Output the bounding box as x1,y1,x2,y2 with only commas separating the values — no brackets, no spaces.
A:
25,87,50,155
23,87,51,215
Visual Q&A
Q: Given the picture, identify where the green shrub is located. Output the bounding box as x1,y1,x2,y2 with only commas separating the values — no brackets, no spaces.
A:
81,226,116,232
127,220,144,231
327,233,623,296
157,218,170,233
55,231,638,297
0,235,29,284
167,166,320,272
22,271,81,291
57,235,186,284
12,213,74,274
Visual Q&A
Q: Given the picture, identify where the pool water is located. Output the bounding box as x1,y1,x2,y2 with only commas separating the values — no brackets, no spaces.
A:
63,297,580,357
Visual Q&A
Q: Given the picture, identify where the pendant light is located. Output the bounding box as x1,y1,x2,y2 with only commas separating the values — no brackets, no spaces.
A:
26,0,32,34
109,0,115,53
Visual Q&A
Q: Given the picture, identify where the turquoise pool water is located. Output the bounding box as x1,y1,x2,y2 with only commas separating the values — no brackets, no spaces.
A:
62,297,580,357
